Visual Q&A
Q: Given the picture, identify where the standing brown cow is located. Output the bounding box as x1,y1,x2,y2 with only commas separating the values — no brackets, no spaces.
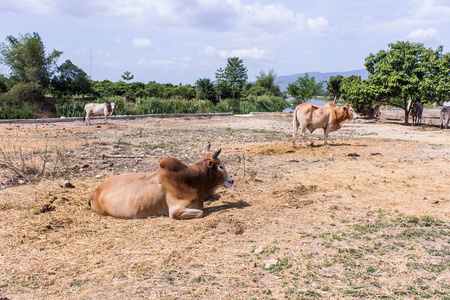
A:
293,102,357,147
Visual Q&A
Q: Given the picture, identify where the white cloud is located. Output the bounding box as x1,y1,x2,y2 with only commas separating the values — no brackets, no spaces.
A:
406,28,441,42
1,0,329,37
132,38,154,49
136,56,192,69
407,0,450,22
199,46,273,61
93,49,111,58
307,17,329,31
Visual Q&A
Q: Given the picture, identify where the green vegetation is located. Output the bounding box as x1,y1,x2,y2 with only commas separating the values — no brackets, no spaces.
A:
341,41,450,122
0,95,37,119
287,73,325,106
2,32,450,121
54,96,289,117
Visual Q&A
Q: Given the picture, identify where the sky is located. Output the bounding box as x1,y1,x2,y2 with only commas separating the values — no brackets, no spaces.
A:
1,0,450,85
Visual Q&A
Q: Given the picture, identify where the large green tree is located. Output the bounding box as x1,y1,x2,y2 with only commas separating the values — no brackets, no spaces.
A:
341,75,386,118
51,60,92,98
214,67,231,101
326,75,344,104
195,78,216,103
287,73,324,106
0,32,62,101
255,69,282,96
223,57,248,99
121,71,134,82
365,41,450,123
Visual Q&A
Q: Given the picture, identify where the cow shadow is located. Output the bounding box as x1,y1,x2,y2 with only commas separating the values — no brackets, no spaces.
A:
308,142,354,148
203,199,251,216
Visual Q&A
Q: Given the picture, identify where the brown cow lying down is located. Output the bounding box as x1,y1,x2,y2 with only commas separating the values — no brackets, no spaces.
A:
88,147,233,219
293,102,357,147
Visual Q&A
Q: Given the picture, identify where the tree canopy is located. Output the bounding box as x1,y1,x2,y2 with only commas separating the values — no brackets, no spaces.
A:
0,32,62,92
121,71,134,82
255,69,282,96
326,75,344,104
51,60,92,98
223,57,248,99
363,41,450,123
287,73,324,106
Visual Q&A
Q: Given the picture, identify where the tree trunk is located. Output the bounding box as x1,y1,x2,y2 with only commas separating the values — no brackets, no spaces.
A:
333,95,339,104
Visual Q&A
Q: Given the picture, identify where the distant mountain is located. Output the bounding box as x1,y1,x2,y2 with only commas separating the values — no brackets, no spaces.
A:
276,69,369,91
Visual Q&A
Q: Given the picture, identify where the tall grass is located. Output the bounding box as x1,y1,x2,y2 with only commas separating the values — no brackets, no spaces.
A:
0,95,37,119
50,96,290,118
55,98,85,118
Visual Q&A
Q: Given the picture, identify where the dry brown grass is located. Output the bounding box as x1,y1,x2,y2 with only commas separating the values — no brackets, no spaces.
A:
0,109,449,299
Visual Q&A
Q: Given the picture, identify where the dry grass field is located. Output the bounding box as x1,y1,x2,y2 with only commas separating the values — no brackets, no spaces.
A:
0,108,449,299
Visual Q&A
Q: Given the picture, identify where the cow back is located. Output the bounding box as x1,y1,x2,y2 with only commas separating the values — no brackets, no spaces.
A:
160,157,188,172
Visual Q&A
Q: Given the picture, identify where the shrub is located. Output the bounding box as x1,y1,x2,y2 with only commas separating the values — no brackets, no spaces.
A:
0,95,37,119
9,81,44,103
55,98,85,117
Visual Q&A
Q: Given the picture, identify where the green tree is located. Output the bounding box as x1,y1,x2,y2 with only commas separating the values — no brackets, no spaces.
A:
364,41,446,123
214,67,232,101
0,74,14,93
326,75,344,104
195,78,216,103
418,48,450,106
341,75,386,118
223,57,248,99
0,32,62,101
121,71,134,82
51,60,92,98
255,69,282,96
287,73,324,106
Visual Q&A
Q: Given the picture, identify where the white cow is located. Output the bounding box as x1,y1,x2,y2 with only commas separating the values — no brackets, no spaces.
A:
440,106,450,129
83,101,116,125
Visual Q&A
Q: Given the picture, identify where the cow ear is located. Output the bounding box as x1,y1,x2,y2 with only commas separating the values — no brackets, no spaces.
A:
343,106,347,111
212,148,222,159
208,160,214,168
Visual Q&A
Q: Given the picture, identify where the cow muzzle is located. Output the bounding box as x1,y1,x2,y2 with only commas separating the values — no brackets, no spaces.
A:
224,178,234,188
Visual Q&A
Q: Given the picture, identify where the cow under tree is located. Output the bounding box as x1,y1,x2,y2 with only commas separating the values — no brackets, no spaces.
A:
83,101,116,125
440,106,450,129
410,102,424,126
88,144,233,219
292,102,357,148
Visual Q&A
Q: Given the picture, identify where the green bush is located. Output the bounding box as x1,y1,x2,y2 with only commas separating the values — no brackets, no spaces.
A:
215,96,289,114
0,95,37,119
55,98,85,117
9,81,44,103
51,95,289,117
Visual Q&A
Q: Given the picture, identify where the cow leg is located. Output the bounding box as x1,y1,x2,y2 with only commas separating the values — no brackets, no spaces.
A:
323,128,330,145
169,206,203,220
300,125,307,148
86,113,91,125
293,120,299,147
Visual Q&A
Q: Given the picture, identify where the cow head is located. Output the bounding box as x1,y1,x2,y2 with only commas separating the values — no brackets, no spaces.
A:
204,144,233,188
344,104,358,120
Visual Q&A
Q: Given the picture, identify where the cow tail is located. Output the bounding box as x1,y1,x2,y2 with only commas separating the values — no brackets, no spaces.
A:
293,106,299,132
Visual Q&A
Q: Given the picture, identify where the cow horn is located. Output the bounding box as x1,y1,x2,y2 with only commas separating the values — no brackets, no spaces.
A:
205,141,211,153
212,148,222,159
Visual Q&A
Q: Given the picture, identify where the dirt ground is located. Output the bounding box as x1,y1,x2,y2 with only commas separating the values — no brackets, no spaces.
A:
0,108,449,299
